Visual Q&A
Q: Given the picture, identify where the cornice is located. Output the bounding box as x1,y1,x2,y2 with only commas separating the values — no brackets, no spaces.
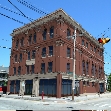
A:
10,8,103,50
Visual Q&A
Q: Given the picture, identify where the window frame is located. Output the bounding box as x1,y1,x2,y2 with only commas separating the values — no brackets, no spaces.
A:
67,47,71,57
67,28,71,36
49,46,53,56
50,26,54,38
48,62,53,73
42,29,47,40
41,63,45,74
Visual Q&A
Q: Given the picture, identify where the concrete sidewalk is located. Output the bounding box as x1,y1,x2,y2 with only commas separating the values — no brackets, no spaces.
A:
1,92,111,103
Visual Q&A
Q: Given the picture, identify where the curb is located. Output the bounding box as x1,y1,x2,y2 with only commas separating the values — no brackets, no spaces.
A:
1,94,111,103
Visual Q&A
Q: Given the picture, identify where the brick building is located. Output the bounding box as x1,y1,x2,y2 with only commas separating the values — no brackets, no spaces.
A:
7,9,105,98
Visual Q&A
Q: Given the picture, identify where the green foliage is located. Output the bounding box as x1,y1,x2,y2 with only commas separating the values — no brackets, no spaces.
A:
107,73,111,91
3,81,7,86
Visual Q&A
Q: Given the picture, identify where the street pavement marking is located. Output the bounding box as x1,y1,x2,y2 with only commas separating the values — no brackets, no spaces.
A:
99,104,109,107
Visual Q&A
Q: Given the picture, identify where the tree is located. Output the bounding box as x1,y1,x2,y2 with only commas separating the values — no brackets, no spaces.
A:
107,73,111,92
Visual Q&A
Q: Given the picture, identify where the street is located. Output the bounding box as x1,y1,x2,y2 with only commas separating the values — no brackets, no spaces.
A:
0,96,111,110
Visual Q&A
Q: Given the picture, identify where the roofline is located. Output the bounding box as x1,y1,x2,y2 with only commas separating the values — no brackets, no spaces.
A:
10,8,104,49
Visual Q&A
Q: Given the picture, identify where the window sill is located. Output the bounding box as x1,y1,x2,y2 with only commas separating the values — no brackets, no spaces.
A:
42,57,46,58
48,55,53,57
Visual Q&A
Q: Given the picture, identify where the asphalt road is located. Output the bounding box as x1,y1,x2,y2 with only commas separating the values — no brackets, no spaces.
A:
0,97,111,110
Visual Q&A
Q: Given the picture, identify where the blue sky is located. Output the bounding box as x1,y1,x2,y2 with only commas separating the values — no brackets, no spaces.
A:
0,0,111,75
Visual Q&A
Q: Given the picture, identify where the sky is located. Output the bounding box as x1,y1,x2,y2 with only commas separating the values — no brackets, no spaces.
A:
0,0,111,75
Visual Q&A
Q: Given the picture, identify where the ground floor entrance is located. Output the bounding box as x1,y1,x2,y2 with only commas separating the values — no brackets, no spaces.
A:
24,80,33,95
99,83,104,93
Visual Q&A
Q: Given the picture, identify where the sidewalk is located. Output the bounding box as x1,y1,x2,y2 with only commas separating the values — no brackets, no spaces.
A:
1,92,111,103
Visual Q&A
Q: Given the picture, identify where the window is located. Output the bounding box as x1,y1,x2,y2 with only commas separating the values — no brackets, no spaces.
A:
90,45,93,51
13,67,16,75
49,46,53,56
33,33,36,43
92,64,95,76
31,65,34,74
20,38,24,46
86,62,89,75
99,67,101,78
67,29,71,36
82,40,85,46
67,47,71,57
50,26,54,38
100,51,103,56
18,66,21,75
28,52,30,60
94,47,96,53
95,65,97,76
86,42,88,48
92,82,94,87
15,55,17,62
82,60,85,74
32,50,36,59
28,35,32,45
42,29,47,40
26,65,29,74
42,47,46,57
48,62,53,73
41,63,45,74
83,81,86,86
67,63,70,73
15,40,19,49
19,53,22,62
87,81,89,86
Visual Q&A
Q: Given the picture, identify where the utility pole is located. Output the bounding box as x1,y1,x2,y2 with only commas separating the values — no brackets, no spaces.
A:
72,27,77,101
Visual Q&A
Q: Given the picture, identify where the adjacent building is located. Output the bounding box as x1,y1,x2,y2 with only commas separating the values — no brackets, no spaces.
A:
7,9,105,98
0,65,9,86
105,74,109,91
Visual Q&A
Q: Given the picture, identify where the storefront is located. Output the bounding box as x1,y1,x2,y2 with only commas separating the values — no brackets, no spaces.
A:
39,79,57,97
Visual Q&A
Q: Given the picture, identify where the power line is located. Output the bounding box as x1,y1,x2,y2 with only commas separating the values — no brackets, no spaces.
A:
8,0,42,33
0,4,34,21
17,0,47,15
1,39,11,42
96,26,111,38
0,12,25,25
0,3,111,65
0,46,11,49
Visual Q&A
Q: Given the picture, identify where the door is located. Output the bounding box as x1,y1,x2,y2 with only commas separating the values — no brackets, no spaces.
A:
99,83,104,93
15,80,20,94
61,79,72,96
25,80,33,95
10,80,15,94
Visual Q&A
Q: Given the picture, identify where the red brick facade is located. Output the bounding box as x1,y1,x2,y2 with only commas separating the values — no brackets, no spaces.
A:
7,9,105,97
